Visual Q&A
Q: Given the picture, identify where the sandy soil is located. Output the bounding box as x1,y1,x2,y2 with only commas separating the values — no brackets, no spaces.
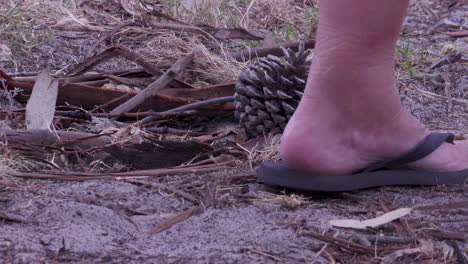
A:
0,0,467,263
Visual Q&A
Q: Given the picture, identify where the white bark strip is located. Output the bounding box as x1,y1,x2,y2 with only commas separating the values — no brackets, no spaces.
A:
25,69,59,130
329,207,413,230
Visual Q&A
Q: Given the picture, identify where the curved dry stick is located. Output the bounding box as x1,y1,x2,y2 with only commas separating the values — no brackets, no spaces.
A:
109,53,194,118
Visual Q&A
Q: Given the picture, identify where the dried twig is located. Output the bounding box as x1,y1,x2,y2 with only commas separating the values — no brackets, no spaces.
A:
301,229,405,255
125,180,199,204
8,164,233,181
426,229,467,241
415,201,468,211
429,51,462,70
339,234,414,245
447,241,468,264
379,240,433,264
109,53,194,118
411,84,468,106
66,46,192,88
440,73,453,111
243,247,283,262
145,127,205,135
442,30,468,37
88,21,140,56
320,250,336,264
149,205,203,234
90,94,132,113
0,211,29,223
149,182,219,235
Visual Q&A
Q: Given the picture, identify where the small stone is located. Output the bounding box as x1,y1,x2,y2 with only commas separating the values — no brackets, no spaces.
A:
0,240,12,249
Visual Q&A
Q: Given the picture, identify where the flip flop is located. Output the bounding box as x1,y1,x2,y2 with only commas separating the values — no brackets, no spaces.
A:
257,133,468,192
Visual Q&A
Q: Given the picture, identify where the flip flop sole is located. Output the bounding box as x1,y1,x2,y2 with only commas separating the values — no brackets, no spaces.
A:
258,162,468,192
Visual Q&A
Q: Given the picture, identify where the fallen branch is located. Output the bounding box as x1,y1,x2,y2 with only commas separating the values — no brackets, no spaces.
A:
230,39,315,61
0,129,114,148
137,96,234,125
109,53,194,118
92,110,198,119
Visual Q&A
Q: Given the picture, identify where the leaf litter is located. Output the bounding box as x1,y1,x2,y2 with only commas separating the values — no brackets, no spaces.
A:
0,0,467,263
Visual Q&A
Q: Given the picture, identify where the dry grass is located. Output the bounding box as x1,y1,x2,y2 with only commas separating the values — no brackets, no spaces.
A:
0,156,23,190
1,0,319,85
0,1,51,49
133,30,248,86
246,134,281,168
395,39,431,80
253,191,308,209
162,0,246,28
0,0,109,49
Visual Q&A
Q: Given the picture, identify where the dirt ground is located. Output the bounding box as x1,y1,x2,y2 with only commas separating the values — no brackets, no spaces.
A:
0,0,467,263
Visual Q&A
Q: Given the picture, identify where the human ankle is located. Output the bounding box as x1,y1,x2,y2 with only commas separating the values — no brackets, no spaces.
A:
301,69,403,124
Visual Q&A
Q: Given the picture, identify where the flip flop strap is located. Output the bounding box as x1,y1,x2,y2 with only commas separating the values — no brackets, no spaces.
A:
363,133,455,172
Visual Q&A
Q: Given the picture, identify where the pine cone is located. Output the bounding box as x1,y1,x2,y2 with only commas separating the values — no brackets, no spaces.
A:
234,43,311,138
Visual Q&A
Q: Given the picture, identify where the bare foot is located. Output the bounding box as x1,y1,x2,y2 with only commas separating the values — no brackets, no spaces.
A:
280,65,468,175
280,0,468,176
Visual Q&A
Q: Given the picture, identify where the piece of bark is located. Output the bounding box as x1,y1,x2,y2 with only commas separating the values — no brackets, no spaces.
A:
1,69,234,112
25,70,59,129
109,53,194,118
